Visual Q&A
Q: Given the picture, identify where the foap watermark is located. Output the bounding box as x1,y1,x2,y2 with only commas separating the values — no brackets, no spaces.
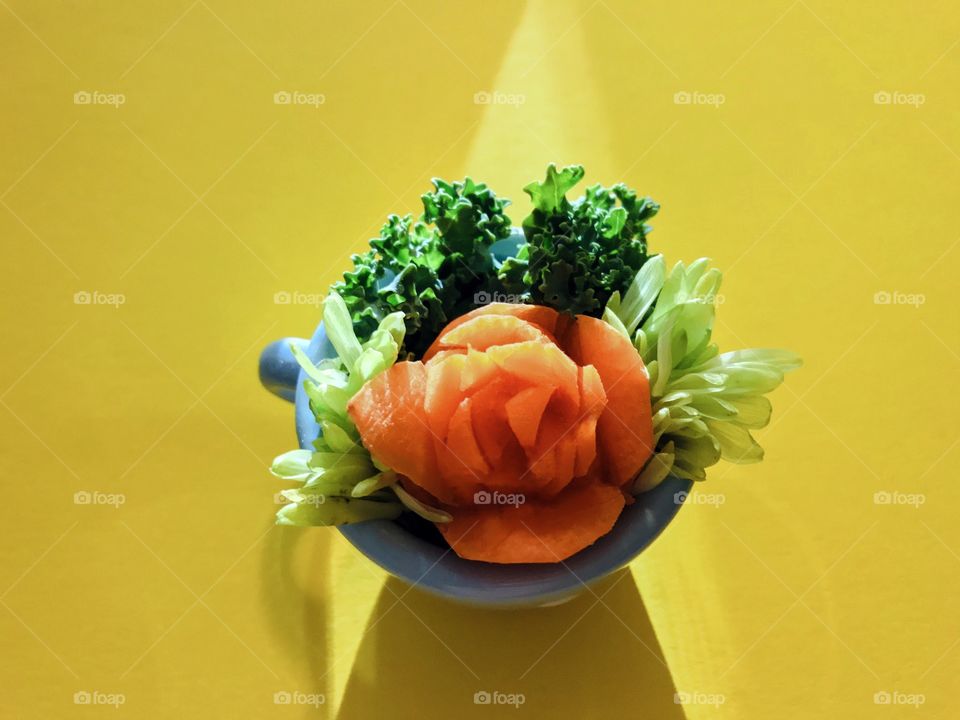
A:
273,691,325,707
74,290,125,308
873,91,925,108
74,691,126,708
674,691,726,708
474,291,527,305
873,290,924,308
473,91,525,108
474,490,525,508
874,690,925,708
273,492,326,506
474,690,525,708
674,490,725,507
674,91,725,108
74,491,126,508
274,290,323,307
693,293,725,305
74,90,126,108
273,91,325,108
873,491,925,508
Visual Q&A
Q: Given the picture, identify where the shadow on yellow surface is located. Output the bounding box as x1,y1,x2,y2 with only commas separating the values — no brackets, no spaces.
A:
260,527,332,702
335,571,683,719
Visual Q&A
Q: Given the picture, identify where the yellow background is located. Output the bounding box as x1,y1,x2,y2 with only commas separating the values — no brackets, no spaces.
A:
1,1,958,717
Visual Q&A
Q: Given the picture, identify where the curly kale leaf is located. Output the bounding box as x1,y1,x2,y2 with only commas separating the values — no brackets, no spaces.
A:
332,214,444,354
331,178,511,357
498,163,659,316
421,177,512,322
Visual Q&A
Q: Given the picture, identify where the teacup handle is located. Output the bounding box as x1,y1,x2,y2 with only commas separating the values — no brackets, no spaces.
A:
259,338,310,402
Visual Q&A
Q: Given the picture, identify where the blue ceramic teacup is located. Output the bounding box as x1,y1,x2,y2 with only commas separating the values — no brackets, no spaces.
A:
258,237,691,608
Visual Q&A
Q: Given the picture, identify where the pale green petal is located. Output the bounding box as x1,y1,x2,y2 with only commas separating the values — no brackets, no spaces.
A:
375,311,406,348
674,434,721,468
686,395,738,421
352,471,398,497
709,348,803,372
319,421,359,453
726,395,773,429
606,289,622,315
393,484,452,523
602,306,630,339
354,348,390,383
633,328,649,357
308,453,373,471
653,313,676,397
270,450,314,480
684,257,710,292
670,460,708,481
303,464,373,491
714,365,785,395
706,420,764,463
620,255,666,333
693,268,722,300
633,442,675,493
304,380,351,418
652,261,687,320
666,372,725,392
323,292,363,368
673,301,714,360
291,342,332,385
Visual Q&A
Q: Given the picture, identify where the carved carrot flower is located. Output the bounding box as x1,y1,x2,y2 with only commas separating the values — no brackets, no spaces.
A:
347,303,655,563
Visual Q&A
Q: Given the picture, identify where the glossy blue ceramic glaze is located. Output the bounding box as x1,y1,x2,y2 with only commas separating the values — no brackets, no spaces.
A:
259,235,692,608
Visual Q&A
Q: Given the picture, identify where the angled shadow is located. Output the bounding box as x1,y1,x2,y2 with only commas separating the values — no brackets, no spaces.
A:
260,526,333,711
335,570,684,719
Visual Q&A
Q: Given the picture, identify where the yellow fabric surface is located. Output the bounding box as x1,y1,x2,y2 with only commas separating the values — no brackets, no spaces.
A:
1,1,958,718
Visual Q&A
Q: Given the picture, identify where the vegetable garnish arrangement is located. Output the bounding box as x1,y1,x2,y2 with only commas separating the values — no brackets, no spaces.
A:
269,165,800,565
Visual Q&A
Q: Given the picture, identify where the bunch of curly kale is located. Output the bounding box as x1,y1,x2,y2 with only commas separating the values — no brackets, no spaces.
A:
331,165,660,357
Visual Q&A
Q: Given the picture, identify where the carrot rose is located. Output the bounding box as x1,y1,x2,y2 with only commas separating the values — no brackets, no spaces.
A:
346,303,655,563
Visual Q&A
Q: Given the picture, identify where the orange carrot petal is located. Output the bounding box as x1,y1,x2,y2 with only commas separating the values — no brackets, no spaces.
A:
458,348,499,393
505,384,556,449
347,361,438,485
484,341,579,409
574,364,607,476
438,479,626,564
424,354,467,440
561,315,654,487
438,314,550,352
467,379,516,465
423,303,561,360
446,398,490,476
